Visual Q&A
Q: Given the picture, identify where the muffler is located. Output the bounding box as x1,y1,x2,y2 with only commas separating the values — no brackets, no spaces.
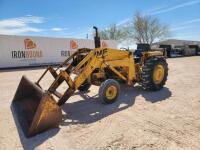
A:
12,76,62,137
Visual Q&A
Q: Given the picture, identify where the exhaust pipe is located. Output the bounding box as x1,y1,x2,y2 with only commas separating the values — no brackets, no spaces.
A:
93,26,101,48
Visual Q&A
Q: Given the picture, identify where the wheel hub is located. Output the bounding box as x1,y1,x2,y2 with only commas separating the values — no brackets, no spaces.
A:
105,85,117,100
153,64,165,84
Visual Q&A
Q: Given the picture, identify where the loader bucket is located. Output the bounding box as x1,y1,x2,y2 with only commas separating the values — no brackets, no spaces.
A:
12,76,62,137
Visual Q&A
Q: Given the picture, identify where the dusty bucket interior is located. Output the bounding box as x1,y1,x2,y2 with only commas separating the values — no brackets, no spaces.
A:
12,76,62,137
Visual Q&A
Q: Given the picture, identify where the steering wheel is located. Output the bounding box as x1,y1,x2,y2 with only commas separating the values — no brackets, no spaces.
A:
120,47,129,51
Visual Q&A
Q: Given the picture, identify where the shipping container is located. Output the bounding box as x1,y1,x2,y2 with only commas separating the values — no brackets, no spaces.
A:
0,35,117,69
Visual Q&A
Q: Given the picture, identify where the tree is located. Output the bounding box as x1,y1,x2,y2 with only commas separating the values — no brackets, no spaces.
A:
127,12,170,45
99,24,127,42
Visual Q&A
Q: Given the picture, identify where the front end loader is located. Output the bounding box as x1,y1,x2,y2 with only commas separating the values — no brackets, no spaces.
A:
12,26,168,137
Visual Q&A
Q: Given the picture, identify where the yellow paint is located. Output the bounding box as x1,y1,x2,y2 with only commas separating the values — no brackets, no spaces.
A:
105,85,117,100
74,48,136,88
153,64,165,84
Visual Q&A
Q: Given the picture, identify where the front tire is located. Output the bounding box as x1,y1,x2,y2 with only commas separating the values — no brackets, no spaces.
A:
141,57,168,91
99,79,120,104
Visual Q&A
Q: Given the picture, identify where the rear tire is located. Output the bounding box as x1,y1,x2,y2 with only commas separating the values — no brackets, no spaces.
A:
99,79,120,104
141,57,168,91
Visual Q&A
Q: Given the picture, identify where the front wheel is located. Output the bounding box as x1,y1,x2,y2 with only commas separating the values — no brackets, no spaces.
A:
99,79,120,104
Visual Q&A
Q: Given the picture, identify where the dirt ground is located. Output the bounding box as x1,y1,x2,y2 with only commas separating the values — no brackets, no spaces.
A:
0,56,200,150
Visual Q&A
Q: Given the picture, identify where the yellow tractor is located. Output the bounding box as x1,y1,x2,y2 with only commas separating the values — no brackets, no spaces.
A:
12,27,168,137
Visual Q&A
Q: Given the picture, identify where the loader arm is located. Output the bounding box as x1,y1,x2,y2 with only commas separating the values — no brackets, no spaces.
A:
74,49,103,88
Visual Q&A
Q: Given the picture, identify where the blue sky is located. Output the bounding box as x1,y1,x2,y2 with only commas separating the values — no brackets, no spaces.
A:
0,0,200,41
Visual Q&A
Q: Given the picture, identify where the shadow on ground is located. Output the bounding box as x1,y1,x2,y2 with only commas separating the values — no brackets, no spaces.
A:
11,84,171,150
61,85,172,126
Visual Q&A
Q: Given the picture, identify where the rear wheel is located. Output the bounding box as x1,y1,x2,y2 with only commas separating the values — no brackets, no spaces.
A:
141,57,168,91
99,79,120,104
